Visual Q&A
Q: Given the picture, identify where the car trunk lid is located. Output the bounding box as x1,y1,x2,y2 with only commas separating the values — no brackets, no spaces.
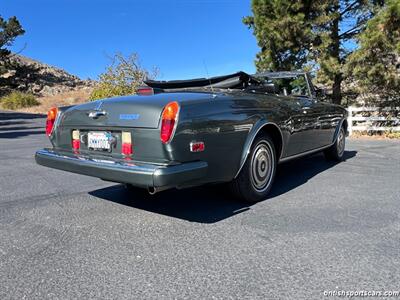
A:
60,95,173,128
51,92,216,161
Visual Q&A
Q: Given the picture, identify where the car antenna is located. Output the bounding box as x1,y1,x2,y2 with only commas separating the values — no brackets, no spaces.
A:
203,60,216,95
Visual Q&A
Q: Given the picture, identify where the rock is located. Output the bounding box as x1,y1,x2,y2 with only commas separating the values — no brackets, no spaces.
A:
0,70,16,78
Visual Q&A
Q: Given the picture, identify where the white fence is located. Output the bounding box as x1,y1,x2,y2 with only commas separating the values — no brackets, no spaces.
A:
347,107,400,136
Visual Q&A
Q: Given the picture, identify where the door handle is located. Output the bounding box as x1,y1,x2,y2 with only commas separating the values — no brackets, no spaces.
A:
88,111,107,119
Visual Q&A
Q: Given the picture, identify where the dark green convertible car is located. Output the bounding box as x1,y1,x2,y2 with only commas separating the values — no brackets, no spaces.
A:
35,71,347,202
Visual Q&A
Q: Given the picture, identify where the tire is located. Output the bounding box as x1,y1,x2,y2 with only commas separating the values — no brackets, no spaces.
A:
229,134,277,203
324,126,346,161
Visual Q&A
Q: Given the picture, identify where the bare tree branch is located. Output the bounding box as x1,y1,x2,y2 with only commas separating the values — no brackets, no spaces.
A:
339,20,366,39
339,0,362,17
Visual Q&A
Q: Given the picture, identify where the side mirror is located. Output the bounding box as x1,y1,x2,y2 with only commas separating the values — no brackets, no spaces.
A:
315,88,326,97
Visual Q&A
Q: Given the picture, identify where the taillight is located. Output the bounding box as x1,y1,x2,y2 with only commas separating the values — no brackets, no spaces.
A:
160,101,179,144
137,87,154,95
122,131,133,156
46,107,58,136
72,130,80,152
137,86,162,95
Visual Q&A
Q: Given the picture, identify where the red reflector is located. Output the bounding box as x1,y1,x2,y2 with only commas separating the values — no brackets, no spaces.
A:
72,139,80,150
122,143,133,155
190,141,205,152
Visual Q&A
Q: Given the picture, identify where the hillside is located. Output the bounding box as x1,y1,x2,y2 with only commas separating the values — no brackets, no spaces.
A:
1,54,95,113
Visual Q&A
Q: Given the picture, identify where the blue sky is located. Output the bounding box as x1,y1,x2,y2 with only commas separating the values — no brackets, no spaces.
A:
3,0,259,80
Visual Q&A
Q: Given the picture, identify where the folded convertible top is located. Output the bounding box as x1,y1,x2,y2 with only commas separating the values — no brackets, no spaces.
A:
144,71,259,90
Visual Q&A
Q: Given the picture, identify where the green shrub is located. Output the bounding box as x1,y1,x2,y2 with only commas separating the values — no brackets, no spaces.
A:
89,52,158,101
1,91,39,110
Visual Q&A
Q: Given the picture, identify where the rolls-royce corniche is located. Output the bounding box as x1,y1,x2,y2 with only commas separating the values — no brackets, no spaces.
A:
35,71,347,202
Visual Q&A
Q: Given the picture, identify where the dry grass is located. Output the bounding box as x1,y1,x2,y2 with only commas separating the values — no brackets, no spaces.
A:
350,131,400,140
18,88,93,114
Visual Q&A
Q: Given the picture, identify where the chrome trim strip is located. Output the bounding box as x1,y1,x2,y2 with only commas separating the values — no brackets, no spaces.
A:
278,117,345,163
234,117,346,174
278,143,334,163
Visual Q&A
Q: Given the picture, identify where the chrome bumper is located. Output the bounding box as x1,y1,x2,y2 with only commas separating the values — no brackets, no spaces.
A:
35,149,208,189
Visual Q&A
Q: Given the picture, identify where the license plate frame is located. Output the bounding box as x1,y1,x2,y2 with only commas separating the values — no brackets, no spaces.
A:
87,131,112,151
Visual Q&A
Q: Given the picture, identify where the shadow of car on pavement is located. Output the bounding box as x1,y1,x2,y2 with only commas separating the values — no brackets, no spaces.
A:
0,111,45,121
0,130,45,139
0,111,45,139
89,150,357,224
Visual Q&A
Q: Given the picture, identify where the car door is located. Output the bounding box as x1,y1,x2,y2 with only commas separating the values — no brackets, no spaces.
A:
294,96,343,151
311,101,343,147
293,97,322,152
269,73,337,156
281,96,318,156
301,72,340,148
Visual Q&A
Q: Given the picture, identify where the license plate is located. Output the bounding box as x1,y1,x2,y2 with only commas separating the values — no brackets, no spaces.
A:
88,131,111,150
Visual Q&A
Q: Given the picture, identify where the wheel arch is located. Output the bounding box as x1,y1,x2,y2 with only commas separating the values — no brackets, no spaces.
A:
342,119,348,134
234,120,283,178
332,117,348,143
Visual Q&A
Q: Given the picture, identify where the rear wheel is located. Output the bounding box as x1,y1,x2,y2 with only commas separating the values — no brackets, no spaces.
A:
324,126,346,161
229,134,277,203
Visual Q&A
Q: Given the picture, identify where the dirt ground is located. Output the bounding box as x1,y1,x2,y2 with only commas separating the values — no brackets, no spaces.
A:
18,88,93,114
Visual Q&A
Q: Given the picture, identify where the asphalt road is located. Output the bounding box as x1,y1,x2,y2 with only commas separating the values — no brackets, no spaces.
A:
0,110,399,299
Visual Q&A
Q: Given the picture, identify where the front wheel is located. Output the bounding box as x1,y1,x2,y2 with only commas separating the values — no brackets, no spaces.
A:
324,126,346,161
229,134,277,203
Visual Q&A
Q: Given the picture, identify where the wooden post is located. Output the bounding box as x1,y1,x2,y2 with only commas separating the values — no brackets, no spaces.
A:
347,106,353,136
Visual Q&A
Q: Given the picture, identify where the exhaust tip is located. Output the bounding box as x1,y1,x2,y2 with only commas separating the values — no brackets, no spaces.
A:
147,186,170,195
148,187,157,195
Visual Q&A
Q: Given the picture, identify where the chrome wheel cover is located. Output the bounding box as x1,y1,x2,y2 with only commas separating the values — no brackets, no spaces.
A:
337,128,345,157
250,141,275,192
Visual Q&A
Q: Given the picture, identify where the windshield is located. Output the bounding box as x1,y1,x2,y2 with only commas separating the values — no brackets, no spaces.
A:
261,75,310,97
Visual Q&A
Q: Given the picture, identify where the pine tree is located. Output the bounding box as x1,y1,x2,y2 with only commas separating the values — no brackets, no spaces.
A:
244,0,385,104
345,0,400,106
0,15,25,96
243,0,315,71
0,15,25,74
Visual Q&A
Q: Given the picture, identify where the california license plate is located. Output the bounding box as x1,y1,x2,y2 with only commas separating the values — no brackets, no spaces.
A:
88,132,111,150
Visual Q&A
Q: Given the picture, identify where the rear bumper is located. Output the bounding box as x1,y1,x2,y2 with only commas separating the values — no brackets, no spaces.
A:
35,149,208,189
